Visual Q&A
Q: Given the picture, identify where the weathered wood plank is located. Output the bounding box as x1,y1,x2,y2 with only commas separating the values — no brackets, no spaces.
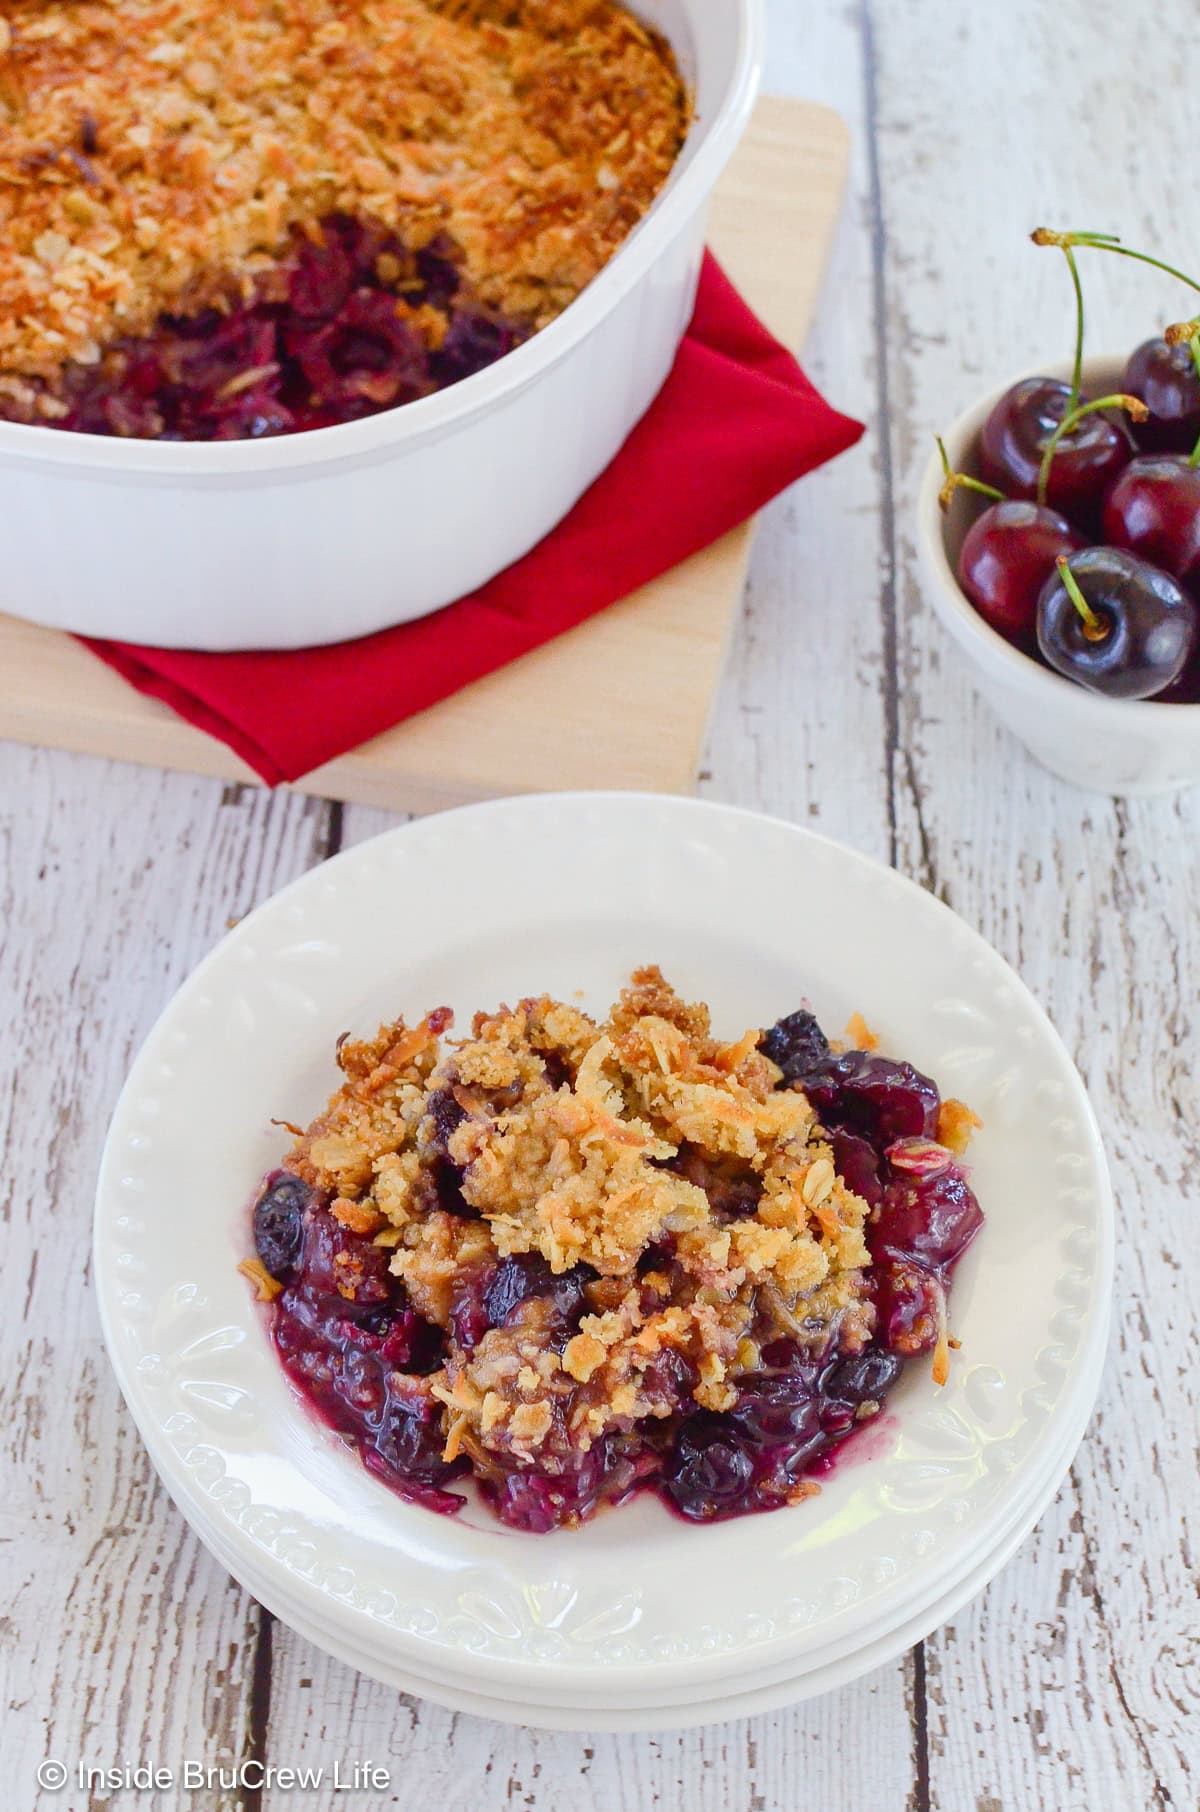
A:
871,0,1200,1802
1,750,336,1811
247,1657,918,1812
698,11,893,864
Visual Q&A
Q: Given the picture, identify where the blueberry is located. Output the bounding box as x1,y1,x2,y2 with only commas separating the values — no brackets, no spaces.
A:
727,1370,823,1449
671,1143,761,1218
422,1090,474,1218
447,1254,594,1356
821,1349,902,1407
287,227,355,321
415,238,463,308
665,1418,758,1520
354,1307,396,1338
538,1049,573,1091
425,1088,466,1156
374,1397,458,1487
482,1255,592,1331
761,1009,831,1082
433,307,523,385
252,1171,311,1280
295,1206,392,1310
433,1159,473,1219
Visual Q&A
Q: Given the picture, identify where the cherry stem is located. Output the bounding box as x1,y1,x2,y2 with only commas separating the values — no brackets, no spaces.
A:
1064,245,1084,410
1029,232,1085,409
935,435,1006,511
1075,237,1200,295
1056,556,1108,643
1033,228,1200,297
1036,393,1149,506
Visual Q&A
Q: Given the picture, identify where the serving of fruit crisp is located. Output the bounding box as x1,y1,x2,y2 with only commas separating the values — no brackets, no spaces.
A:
241,968,984,1532
0,0,688,439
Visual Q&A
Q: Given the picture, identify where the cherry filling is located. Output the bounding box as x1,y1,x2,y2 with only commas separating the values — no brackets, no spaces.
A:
252,1009,983,1532
27,214,530,441
662,1344,906,1522
256,1178,465,1514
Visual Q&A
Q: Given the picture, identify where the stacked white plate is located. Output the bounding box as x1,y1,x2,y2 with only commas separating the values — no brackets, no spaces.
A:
95,795,1112,1730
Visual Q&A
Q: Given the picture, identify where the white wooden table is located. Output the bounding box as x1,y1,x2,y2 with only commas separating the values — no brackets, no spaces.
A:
7,3,1198,1805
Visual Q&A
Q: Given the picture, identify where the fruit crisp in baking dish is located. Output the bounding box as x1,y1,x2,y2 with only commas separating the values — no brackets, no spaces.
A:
241,967,985,1532
0,0,689,439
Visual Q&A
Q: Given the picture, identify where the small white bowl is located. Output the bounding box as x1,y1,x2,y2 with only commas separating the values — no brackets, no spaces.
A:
918,355,1200,796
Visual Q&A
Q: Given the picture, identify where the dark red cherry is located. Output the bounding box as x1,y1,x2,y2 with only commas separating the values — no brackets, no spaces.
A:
979,377,1133,526
957,500,1085,649
1102,455,1200,590
1037,548,1197,699
874,1261,942,1356
789,1049,940,1143
1123,338,1200,453
870,1169,984,1273
292,1203,393,1310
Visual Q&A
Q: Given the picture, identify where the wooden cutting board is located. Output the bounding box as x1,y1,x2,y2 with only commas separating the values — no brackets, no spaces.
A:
0,97,850,812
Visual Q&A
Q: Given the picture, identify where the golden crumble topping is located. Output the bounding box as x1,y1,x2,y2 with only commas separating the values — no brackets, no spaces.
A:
277,966,878,1474
0,0,689,394
253,968,987,1530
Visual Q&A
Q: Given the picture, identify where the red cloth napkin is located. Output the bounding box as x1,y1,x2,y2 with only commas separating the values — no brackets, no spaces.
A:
82,254,863,785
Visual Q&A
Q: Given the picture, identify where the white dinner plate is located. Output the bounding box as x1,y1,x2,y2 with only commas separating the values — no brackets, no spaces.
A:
135,1292,1105,1728
95,793,1113,1704
128,1229,1106,1718
136,1288,1106,1731
293,1285,1113,1716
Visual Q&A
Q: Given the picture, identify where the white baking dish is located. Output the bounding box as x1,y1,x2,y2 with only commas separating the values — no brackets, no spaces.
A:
0,0,764,651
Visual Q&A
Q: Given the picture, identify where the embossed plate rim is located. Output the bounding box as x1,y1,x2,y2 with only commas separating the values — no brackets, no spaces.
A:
133,1280,1106,1716
94,792,1114,1693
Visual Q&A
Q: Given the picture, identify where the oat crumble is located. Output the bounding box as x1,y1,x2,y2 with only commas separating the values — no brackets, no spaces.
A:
249,967,984,1530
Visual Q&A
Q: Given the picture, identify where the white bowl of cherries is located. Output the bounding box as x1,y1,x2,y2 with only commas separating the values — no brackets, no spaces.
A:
918,230,1200,795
